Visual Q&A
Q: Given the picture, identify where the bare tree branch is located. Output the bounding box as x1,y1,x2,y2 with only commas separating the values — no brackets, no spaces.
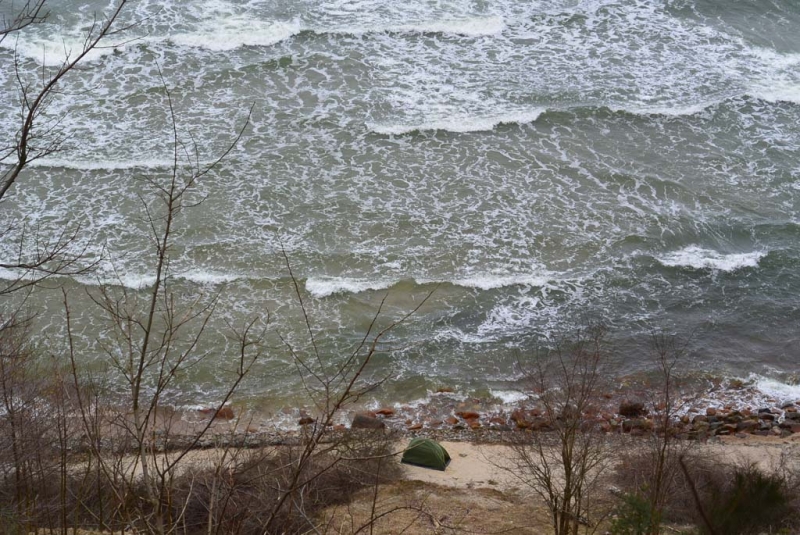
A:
0,0,48,41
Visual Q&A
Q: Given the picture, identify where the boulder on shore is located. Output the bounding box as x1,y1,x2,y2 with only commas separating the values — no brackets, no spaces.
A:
199,406,235,420
619,400,645,418
352,413,386,430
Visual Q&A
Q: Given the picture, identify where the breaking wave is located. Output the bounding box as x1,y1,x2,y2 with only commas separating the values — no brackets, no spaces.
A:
655,246,766,272
307,271,558,297
305,277,397,298
367,109,545,135
319,16,505,38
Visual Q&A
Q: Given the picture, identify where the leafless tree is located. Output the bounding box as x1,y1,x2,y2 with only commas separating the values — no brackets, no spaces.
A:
641,332,693,534
62,73,254,534
1,0,131,200
499,324,614,535
0,1,48,41
1,0,132,296
252,252,435,534
0,5,429,532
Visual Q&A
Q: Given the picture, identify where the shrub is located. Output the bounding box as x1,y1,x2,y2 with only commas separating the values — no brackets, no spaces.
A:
168,431,401,535
697,464,794,535
609,492,661,535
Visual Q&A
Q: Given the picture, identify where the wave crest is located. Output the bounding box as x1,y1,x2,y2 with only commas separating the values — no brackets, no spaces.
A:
305,277,396,298
307,271,555,297
368,108,545,135
655,246,766,272
324,16,505,38
450,273,553,290
19,157,215,171
169,18,303,51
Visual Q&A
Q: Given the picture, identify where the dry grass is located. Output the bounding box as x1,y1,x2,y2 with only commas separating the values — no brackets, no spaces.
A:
322,479,552,534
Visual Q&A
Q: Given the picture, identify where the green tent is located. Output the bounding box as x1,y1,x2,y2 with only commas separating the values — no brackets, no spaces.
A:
401,438,451,471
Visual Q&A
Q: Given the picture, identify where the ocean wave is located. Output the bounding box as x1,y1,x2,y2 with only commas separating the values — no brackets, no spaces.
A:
321,16,505,38
750,83,800,105
655,246,766,272
365,101,719,135
490,389,529,404
3,13,503,63
367,90,800,135
367,109,545,135
307,271,556,297
450,273,553,290
168,18,303,51
0,266,557,294
73,270,242,289
305,277,396,298
0,35,117,66
18,157,216,171
607,100,723,117
745,47,800,104
750,375,800,403
749,46,800,70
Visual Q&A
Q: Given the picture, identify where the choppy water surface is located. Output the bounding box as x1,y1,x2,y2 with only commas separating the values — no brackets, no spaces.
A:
1,0,799,407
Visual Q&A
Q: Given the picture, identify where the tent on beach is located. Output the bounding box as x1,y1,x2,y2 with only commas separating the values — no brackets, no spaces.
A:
401,438,451,471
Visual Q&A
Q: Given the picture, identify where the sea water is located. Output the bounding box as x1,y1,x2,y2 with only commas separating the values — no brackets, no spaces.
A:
0,0,798,408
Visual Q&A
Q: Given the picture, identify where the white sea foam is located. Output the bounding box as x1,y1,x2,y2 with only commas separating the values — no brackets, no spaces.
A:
74,273,157,289
176,270,241,285
0,34,118,66
749,47,800,70
490,390,529,404
305,277,396,298
611,101,720,117
396,16,504,37
746,47,800,104
368,108,545,135
21,157,214,171
169,18,303,51
325,16,505,38
450,273,552,290
655,246,766,272
4,13,502,61
751,375,800,403
305,271,553,298
0,267,37,283
752,82,800,105
74,270,240,289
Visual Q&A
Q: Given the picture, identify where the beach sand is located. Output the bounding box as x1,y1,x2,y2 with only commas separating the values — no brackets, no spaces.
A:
323,434,800,533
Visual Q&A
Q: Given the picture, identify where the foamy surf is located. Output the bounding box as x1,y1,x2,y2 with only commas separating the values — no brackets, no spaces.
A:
304,271,556,298
752,83,800,105
168,18,303,51
655,247,766,272
368,109,545,135
450,273,554,291
3,0,800,407
490,390,529,404
750,375,800,404
323,16,505,38
21,158,217,171
305,277,397,298
0,34,118,66
609,100,722,117
73,270,242,289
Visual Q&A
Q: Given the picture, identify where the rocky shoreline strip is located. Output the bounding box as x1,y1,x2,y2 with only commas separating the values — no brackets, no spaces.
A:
172,376,800,450
342,392,800,441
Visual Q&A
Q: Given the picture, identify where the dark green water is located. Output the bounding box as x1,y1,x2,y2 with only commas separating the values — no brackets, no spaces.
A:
1,0,799,408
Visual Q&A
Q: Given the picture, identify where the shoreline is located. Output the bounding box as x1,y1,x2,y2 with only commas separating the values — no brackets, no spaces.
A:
160,373,800,451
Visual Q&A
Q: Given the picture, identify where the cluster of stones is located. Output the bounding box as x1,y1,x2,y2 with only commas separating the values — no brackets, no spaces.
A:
194,389,800,442
326,399,800,440
679,403,800,439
